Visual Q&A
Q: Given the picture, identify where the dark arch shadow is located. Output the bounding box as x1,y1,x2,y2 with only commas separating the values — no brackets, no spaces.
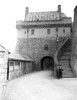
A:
41,56,54,71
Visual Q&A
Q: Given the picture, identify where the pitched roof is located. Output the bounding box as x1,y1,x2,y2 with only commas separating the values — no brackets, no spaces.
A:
0,45,10,53
25,11,67,21
9,53,34,61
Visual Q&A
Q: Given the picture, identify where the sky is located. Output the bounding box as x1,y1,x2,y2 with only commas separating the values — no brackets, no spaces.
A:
0,0,77,52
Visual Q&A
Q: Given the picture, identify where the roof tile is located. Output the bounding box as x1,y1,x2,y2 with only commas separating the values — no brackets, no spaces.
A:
25,11,67,21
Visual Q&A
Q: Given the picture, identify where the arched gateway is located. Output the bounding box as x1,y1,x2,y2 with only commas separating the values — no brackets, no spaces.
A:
41,56,54,71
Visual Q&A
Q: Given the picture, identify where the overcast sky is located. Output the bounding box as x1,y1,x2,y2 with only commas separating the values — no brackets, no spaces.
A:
0,0,77,52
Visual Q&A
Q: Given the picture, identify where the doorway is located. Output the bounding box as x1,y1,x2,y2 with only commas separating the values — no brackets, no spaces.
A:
41,56,54,71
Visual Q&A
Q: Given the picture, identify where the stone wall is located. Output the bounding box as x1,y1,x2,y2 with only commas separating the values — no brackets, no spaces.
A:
17,27,71,39
15,37,67,70
0,46,8,86
71,6,77,76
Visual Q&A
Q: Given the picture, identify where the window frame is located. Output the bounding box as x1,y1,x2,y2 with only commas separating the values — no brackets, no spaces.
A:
31,29,35,35
44,44,49,50
47,29,51,34
63,29,65,33
9,61,14,72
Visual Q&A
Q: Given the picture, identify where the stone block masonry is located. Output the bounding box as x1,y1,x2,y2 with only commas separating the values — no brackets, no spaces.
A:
15,37,67,70
71,6,77,76
0,46,9,100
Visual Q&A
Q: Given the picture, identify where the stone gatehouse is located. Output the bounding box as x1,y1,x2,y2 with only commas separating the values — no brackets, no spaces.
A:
15,5,72,70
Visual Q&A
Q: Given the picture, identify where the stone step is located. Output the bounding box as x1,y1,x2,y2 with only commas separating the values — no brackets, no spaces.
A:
63,52,71,56
62,71,74,78
62,67,70,70
60,62,69,65
60,59,70,61
60,61,69,63
61,55,70,59
63,74,74,78
60,61,69,64
63,73,74,76
62,67,71,70
65,48,71,52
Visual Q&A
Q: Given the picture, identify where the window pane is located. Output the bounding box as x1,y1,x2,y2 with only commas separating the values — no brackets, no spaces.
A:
9,61,14,66
31,29,34,35
44,45,48,50
63,29,65,33
56,28,58,32
9,61,14,71
47,29,50,34
14,61,20,70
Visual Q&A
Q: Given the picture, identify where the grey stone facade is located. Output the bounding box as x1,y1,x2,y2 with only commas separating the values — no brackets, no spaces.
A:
15,37,70,70
71,6,77,76
15,5,72,70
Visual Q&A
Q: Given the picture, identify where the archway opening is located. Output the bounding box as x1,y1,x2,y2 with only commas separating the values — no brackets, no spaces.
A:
41,56,54,71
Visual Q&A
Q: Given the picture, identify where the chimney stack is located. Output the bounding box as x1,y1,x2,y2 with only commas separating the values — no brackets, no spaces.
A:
25,7,29,19
58,5,61,13
57,5,61,19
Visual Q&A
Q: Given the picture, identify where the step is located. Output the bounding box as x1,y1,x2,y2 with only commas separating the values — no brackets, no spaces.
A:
60,60,69,63
62,67,71,70
61,55,70,59
62,71,74,78
60,58,70,61
63,75,74,78
62,52,70,55
65,49,71,52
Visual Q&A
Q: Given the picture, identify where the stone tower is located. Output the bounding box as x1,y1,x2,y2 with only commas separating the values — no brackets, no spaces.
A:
15,5,72,70
71,6,77,76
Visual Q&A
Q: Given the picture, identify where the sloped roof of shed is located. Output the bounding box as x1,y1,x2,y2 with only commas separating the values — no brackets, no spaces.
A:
9,53,34,61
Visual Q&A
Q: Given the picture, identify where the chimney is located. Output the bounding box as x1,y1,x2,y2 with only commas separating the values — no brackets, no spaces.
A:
57,5,61,19
25,7,29,19
58,5,61,13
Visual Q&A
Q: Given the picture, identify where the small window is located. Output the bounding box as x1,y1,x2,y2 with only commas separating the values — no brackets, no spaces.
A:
27,29,29,33
14,61,20,70
44,45,48,50
56,28,58,32
63,29,65,33
9,61,14,66
31,29,35,35
9,61,14,71
25,31,26,34
47,29,50,34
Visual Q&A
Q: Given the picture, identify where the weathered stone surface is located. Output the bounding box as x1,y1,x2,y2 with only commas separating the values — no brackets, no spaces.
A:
71,6,77,76
15,37,67,69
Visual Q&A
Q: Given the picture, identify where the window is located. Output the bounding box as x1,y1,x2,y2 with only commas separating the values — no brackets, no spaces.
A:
44,45,48,50
27,29,29,33
9,61,14,71
31,29,35,35
25,31,26,34
56,28,58,32
47,29,50,34
14,61,20,70
63,29,65,33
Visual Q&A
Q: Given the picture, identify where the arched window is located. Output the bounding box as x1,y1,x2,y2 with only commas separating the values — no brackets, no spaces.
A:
44,44,48,50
